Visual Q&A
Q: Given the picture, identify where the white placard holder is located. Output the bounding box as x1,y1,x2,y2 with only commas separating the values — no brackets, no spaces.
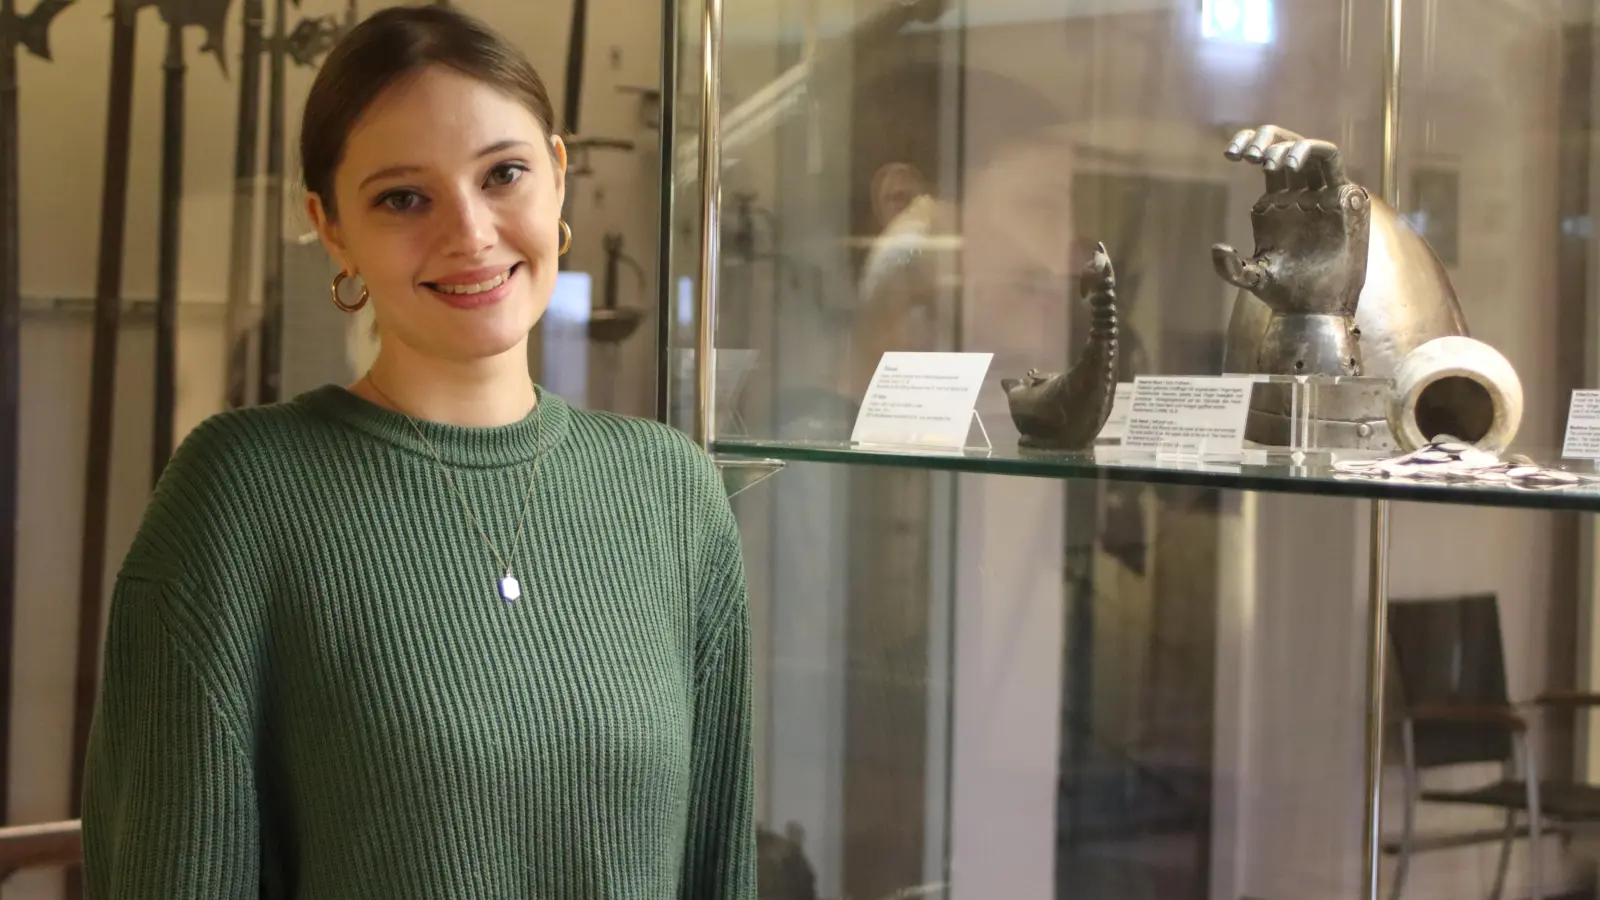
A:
1122,375,1254,461
1562,390,1600,460
851,351,995,452
1095,382,1137,443
1155,439,1207,463
966,410,994,454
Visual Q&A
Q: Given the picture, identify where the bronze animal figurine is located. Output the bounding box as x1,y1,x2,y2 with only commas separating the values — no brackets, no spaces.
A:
1001,242,1119,451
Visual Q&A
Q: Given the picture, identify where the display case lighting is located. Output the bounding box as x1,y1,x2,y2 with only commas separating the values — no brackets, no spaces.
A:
1200,0,1273,45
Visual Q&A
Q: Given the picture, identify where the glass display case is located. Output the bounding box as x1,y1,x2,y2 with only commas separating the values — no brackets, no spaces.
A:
661,1,1600,899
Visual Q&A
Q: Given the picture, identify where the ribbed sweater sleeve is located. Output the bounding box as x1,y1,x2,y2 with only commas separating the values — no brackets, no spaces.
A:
681,480,757,900
81,576,260,899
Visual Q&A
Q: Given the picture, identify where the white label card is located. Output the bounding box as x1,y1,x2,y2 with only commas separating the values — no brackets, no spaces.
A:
852,351,994,449
1124,376,1254,455
1096,382,1137,442
1561,390,1600,459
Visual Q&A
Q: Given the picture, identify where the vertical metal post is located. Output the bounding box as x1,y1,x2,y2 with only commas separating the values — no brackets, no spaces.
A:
224,0,264,411
1380,0,1403,207
0,0,21,831
152,23,185,481
1364,3,1402,898
1362,499,1392,900
653,0,679,424
691,0,722,449
257,0,289,406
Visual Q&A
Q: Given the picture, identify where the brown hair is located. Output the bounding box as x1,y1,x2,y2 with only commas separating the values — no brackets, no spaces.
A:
299,4,558,220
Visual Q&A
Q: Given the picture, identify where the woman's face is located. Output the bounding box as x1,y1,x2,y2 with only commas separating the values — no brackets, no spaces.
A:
307,64,567,367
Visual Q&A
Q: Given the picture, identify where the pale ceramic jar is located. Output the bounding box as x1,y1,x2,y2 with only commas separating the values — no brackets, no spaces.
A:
1386,335,1524,454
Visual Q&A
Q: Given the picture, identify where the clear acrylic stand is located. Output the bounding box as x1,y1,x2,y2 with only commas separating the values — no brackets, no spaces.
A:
1227,372,1395,461
852,411,993,457
1155,439,1207,463
968,410,993,454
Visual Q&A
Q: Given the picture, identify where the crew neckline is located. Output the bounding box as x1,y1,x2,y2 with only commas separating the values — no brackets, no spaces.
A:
295,383,573,469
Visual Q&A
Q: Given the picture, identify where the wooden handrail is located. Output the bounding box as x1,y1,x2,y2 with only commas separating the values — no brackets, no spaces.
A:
1532,690,1600,707
1409,704,1528,731
0,819,81,876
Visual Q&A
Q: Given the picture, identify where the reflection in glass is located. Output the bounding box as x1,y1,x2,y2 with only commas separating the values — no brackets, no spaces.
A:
674,0,1600,898
686,0,1390,897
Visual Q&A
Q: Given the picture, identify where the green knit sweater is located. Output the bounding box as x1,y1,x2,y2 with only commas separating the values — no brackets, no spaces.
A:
81,385,755,900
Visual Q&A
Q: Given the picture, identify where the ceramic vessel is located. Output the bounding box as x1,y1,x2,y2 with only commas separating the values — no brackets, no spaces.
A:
1386,335,1524,454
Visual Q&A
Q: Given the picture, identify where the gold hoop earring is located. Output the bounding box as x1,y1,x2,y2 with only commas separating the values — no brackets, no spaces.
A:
331,271,369,312
558,219,572,256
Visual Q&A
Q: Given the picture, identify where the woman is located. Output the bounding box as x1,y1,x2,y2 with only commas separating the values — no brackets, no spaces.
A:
79,6,755,899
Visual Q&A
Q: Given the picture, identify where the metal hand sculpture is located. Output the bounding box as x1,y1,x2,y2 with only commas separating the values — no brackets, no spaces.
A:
1002,243,1119,451
1212,124,1372,376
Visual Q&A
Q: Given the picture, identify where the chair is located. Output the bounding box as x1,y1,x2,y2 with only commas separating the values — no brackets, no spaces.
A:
757,823,818,900
1386,593,1600,900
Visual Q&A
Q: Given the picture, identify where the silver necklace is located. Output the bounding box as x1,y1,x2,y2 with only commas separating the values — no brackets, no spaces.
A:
367,379,543,603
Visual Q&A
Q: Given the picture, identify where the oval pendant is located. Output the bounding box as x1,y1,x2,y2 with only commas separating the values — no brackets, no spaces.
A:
498,574,522,602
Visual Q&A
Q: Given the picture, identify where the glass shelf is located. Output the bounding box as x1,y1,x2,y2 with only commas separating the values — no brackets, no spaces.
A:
712,438,1600,512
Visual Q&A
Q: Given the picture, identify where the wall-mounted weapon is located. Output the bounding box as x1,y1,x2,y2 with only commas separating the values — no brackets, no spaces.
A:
69,9,234,895
70,0,140,847
141,0,232,481
66,2,143,896
586,232,645,411
150,23,184,482
221,0,353,410
592,231,645,344
0,0,73,837
556,0,634,273
257,0,355,405
532,0,636,410
221,0,262,410
561,0,584,135
556,0,587,274
255,0,292,405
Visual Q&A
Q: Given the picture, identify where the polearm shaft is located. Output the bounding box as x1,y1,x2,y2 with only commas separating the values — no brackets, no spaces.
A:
223,0,263,409
70,0,138,856
562,0,585,135
152,21,184,480
1,0,76,846
556,0,585,274
0,0,22,833
256,0,287,404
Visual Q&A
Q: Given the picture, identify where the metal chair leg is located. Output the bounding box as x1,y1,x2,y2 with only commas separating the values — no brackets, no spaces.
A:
1388,815,1414,900
1487,809,1514,900
1390,722,1420,900
1519,737,1544,900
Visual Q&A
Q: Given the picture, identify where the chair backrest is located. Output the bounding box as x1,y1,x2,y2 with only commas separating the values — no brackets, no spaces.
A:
757,826,818,900
1387,593,1514,768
